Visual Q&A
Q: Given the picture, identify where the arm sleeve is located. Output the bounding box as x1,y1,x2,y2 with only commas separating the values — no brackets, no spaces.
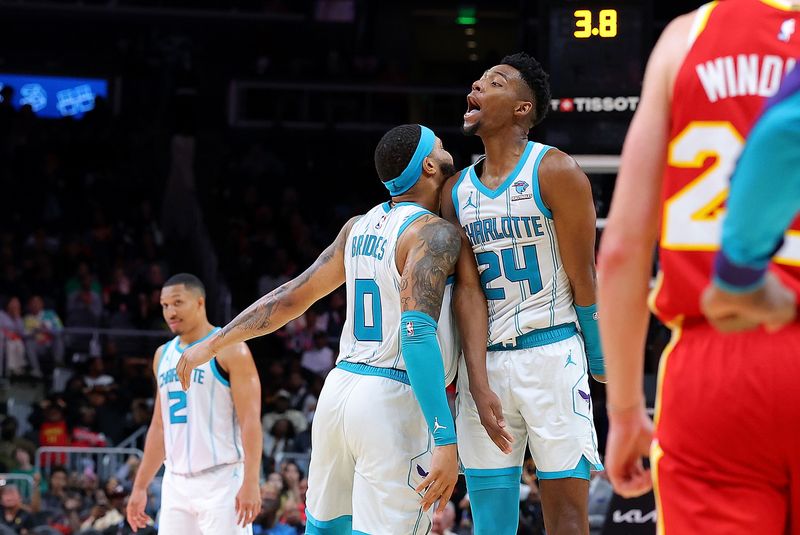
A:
400,310,457,446
715,81,800,291
575,304,604,375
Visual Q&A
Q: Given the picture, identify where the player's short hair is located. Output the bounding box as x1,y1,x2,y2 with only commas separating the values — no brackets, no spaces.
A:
501,52,551,128
374,124,422,182
163,273,206,298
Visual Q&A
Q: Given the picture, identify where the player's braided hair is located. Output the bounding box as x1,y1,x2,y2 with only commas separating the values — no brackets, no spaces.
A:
501,52,551,128
374,124,422,183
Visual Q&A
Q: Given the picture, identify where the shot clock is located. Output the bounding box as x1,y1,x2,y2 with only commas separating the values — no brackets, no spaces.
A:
538,0,652,152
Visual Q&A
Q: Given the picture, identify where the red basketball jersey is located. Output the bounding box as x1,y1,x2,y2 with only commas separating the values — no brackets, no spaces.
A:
651,0,800,325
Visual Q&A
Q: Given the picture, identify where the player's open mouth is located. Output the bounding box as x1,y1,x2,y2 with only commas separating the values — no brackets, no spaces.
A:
464,95,481,119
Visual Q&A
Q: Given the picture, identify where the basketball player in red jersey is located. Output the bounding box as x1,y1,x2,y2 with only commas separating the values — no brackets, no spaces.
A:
598,0,800,533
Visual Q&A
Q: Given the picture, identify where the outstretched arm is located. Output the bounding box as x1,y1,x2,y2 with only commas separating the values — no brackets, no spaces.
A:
540,150,605,382
177,216,359,389
597,13,691,498
397,215,461,513
441,174,513,453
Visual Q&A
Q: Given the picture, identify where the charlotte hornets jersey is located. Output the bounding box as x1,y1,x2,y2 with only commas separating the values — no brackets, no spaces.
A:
452,142,577,345
338,202,460,385
157,327,243,475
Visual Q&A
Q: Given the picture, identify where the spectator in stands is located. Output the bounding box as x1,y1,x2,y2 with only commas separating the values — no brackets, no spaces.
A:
79,489,123,532
83,359,113,389
0,418,36,472
8,449,40,499
432,501,457,535
0,296,41,377
23,295,64,370
70,406,108,448
66,272,103,328
263,419,295,462
38,403,69,466
39,467,68,513
262,391,307,436
299,332,334,377
0,484,34,533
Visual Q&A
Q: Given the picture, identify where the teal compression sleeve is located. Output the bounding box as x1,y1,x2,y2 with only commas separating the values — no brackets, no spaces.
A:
575,304,604,376
400,310,457,446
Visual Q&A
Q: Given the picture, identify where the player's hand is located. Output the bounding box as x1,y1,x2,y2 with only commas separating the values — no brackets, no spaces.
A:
416,443,458,513
701,272,797,333
471,386,514,454
605,403,653,498
126,487,151,533
177,339,215,390
235,478,261,527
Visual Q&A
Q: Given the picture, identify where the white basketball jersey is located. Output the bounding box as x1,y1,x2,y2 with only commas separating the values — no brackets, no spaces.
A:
452,142,577,345
157,327,243,475
337,202,460,385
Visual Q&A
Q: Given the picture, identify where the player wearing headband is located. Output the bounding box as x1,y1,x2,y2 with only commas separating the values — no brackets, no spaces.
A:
177,124,473,534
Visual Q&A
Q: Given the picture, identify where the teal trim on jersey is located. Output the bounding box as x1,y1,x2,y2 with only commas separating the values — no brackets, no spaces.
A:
382,201,391,213
208,377,218,466
336,360,410,385
487,323,577,351
306,510,353,534
446,274,455,285
175,327,221,354
158,338,178,372
536,455,602,481
531,144,554,218
451,168,469,220
468,141,534,199
210,357,230,387
396,209,433,239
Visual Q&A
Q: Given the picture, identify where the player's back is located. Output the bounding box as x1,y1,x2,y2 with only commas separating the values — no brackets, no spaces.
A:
338,202,459,384
157,328,243,475
653,0,800,325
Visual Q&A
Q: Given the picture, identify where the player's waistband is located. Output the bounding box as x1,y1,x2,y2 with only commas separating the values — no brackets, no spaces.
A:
488,323,577,352
336,360,410,385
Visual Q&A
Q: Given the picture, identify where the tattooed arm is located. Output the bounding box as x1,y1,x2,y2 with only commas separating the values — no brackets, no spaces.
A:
396,214,461,513
177,216,359,389
397,214,461,318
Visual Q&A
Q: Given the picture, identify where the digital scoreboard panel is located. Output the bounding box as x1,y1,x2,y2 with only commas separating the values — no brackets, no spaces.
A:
540,0,652,153
0,73,108,119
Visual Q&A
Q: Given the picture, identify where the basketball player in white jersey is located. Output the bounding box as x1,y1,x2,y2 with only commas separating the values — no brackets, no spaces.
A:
444,52,605,535
175,124,476,534
126,273,262,534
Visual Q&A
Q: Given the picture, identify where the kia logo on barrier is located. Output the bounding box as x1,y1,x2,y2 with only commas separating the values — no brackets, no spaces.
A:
612,509,657,524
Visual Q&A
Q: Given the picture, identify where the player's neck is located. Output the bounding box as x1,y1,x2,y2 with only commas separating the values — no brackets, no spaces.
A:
479,129,529,181
179,321,216,346
390,191,438,213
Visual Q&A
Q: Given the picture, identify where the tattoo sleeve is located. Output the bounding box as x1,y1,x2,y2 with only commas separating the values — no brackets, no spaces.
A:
400,216,461,319
213,216,357,348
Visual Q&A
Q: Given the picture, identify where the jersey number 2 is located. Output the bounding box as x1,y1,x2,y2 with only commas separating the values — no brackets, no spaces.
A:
354,279,382,341
168,391,187,424
663,121,800,264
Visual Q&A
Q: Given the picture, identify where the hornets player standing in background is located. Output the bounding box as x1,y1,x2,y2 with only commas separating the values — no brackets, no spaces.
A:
126,273,262,534
444,52,605,535
176,124,486,534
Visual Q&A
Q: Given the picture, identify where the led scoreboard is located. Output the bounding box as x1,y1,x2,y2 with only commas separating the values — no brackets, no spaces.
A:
540,0,651,152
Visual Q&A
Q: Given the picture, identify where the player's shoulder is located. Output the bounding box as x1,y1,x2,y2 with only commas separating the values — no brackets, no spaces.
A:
403,213,461,251
218,341,253,362
538,149,592,207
